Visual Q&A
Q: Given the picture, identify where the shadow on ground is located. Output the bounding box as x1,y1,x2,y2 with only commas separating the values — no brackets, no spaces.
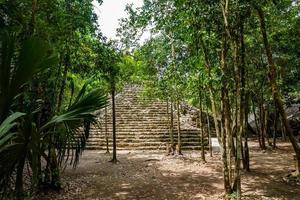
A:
39,142,300,200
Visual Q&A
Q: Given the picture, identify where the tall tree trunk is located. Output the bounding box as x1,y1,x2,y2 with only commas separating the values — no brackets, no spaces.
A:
170,101,174,148
200,38,222,148
233,24,246,198
56,0,71,112
273,106,278,149
168,99,174,146
221,1,235,194
252,100,262,148
166,99,175,155
256,6,300,174
260,101,266,150
200,38,223,156
235,105,243,200
240,22,250,172
105,106,109,153
280,117,286,141
167,99,169,140
56,52,70,112
199,88,206,162
110,81,117,163
176,100,182,155
206,102,213,157
264,104,271,146
220,34,232,196
243,106,250,172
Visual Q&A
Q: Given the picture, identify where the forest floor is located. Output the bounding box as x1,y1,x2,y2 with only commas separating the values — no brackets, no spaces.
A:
39,141,300,200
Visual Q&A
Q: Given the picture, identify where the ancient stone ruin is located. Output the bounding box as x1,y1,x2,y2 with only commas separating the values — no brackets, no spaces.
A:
86,85,207,150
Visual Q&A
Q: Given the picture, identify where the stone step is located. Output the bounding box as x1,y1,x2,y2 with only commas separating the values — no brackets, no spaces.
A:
94,127,200,132
114,105,167,108
85,132,206,139
112,114,169,118
104,111,168,113
85,145,208,150
87,137,206,142
98,121,171,125
92,127,176,130
89,134,207,141
96,118,171,121
90,128,199,132
89,130,200,135
86,141,206,146
87,133,207,138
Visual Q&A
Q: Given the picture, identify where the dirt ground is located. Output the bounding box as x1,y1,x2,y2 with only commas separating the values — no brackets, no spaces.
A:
39,141,300,200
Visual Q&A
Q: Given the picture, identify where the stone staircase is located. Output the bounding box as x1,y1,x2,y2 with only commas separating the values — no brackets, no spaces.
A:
86,85,207,150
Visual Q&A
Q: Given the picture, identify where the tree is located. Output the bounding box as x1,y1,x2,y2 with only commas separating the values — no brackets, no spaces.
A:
95,41,121,163
254,4,300,175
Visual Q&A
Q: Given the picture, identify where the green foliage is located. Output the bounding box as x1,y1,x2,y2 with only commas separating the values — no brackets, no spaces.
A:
0,31,58,121
0,30,108,198
0,112,25,149
118,1,300,195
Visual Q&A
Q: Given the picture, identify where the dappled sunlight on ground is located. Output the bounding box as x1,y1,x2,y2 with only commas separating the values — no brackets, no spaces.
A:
39,141,300,200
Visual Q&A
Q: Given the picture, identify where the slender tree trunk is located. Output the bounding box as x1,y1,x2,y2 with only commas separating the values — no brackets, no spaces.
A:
221,1,235,194
273,106,277,149
264,104,271,146
167,99,169,140
206,104,213,157
252,100,262,148
105,106,109,153
168,99,174,146
198,80,206,162
234,24,246,198
200,116,206,162
56,52,70,112
176,100,182,155
200,38,222,148
224,75,233,193
256,6,300,174
199,90,206,162
110,81,117,163
280,117,286,141
56,0,71,112
260,101,266,150
240,22,250,172
221,89,232,196
170,101,174,149
220,34,232,196
243,110,250,172
236,108,243,200
166,99,174,155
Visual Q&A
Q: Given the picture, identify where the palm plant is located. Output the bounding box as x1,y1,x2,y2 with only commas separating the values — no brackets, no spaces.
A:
0,32,108,199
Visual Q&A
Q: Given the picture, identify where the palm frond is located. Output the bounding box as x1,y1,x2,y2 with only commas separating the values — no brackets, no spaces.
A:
12,37,58,95
0,114,34,189
0,112,25,148
41,87,107,167
42,88,107,130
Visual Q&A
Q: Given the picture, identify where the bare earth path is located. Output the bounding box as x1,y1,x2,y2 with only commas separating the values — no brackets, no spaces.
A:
40,141,300,200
